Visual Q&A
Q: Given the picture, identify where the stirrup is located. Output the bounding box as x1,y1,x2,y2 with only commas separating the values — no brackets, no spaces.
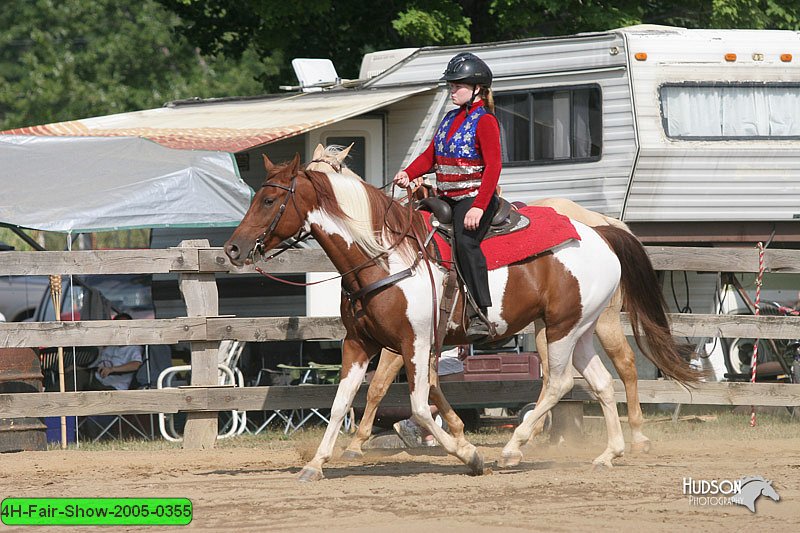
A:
466,316,491,340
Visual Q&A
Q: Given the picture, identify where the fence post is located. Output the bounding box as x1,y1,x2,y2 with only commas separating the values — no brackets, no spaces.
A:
178,239,219,450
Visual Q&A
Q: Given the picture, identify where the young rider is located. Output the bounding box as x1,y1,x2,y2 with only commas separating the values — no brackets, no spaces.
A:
394,52,501,339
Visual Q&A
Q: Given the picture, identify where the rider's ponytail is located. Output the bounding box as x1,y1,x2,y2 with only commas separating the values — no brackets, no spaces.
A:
480,87,495,114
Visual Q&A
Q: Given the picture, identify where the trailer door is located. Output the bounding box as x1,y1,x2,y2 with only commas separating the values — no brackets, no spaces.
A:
306,117,385,187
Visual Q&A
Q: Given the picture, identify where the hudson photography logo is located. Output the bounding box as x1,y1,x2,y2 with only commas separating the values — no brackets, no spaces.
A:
682,476,781,513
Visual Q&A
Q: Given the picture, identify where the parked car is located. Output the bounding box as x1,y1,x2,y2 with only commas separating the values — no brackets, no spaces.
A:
0,275,51,321
0,242,52,321
30,274,155,322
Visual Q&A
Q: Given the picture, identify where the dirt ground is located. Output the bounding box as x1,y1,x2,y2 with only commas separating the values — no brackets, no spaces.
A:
1,416,798,532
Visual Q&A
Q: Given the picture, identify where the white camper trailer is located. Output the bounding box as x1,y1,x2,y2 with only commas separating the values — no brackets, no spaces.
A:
147,25,800,377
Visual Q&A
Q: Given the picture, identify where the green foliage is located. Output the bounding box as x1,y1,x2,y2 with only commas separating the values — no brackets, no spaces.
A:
489,0,645,38
709,0,800,29
0,0,269,130
0,228,150,251
393,3,472,44
158,0,415,90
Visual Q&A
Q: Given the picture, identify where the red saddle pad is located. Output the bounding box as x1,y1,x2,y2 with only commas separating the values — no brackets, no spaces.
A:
428,206,580,270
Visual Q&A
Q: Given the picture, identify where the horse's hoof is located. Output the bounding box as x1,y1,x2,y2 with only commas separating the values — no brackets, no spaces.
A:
297,466,324,482
591,460,613,470
630,440,651,454
341,449,363,460
498,451,523,468
467,450,486,476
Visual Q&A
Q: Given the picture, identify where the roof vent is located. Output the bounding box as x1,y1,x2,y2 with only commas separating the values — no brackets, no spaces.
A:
291,58,339,92
359,48,418,79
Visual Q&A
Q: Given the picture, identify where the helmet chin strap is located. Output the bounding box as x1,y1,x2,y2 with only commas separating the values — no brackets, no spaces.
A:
466,85,480,110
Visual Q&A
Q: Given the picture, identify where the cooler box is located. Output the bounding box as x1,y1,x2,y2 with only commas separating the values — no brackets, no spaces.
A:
463,352,541,381
44,416,77,443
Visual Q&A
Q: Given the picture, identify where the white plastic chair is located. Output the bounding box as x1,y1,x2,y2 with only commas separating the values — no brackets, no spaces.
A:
157,340,246,441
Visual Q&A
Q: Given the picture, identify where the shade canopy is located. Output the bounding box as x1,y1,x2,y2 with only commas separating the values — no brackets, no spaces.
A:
0,85,433,233
0,135,250,232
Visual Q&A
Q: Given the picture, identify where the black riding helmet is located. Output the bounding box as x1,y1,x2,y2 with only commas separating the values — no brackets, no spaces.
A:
440,52,492,87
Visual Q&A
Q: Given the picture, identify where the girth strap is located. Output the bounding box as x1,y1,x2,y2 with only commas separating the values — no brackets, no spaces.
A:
343,267,415,318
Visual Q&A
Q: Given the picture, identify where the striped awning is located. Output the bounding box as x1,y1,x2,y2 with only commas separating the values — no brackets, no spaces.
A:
1,85,435,152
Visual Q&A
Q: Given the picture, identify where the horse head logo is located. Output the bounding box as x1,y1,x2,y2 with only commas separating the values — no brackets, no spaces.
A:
730,476,780,513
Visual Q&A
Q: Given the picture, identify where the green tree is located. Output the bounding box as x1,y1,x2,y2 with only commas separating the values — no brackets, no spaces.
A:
158,0,426,91
0,0,270,130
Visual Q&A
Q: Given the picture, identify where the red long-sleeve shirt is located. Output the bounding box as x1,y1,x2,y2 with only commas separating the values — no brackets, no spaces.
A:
403,101,501,211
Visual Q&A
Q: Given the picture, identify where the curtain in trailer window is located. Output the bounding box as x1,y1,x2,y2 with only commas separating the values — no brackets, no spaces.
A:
661,85,800,138
533,92,554,160
495,86,602,163
722,87,768,136
767,88,799,135
662,88,722,136
572,91,591,158
496,94,530,161
553,92,571,159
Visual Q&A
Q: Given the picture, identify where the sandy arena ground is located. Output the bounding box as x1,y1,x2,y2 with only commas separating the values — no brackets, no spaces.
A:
1,418,798,532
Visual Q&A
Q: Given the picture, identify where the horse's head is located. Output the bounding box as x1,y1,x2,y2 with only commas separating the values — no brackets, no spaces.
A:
224,153,316,267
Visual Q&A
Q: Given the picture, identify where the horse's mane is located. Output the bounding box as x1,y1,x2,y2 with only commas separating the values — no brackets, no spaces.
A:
303,168,425,266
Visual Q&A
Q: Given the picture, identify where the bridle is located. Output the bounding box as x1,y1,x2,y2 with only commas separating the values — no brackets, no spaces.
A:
250,174,300,261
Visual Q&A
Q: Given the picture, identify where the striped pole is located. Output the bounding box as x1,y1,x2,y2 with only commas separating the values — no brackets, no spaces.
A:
750,242,765,427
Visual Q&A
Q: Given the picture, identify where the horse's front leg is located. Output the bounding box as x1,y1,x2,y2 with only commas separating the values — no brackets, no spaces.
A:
404,344,485,476
342,348,404,459
298,336,373,482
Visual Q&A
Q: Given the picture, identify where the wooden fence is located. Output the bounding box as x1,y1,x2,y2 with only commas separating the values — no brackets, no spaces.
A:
1,242,800,449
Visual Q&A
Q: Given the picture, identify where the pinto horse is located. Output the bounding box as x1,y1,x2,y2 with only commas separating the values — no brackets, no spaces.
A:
306,145,652,456
225,153,698,481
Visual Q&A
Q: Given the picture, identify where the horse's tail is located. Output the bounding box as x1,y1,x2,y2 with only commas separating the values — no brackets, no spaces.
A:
594,225,702,385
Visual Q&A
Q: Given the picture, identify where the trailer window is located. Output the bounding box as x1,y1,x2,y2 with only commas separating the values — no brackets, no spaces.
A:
660,84,800,139
495,86,601,164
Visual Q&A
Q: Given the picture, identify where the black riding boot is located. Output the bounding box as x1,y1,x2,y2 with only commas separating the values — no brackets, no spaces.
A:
466,306,490,340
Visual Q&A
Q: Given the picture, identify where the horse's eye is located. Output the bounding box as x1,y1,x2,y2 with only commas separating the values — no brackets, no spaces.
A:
264,198,275,207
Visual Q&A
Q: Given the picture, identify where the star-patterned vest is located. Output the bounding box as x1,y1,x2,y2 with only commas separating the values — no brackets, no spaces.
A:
434,105,487,200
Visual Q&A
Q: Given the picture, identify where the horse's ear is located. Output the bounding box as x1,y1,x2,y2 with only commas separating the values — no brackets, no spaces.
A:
312,144,324,160
336,142,354,163
289,153,301,173
262,154,275,172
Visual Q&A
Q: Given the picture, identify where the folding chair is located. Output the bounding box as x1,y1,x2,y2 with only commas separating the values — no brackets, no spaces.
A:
80,347,152,443
39,346,99,391
254,362,351,435
157,340,246,442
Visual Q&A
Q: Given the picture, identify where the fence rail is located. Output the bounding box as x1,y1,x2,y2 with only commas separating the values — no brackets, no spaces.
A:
1,243,799,448
1,313,799,348
1,245,799,275
3,380,800,419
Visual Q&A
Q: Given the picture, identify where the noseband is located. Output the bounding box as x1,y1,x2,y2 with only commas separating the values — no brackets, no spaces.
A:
251,175,298,260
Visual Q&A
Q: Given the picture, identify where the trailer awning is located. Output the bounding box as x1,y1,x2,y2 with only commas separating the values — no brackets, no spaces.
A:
2,85,436,152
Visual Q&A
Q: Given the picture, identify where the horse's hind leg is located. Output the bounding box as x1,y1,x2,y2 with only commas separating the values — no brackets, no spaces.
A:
342,349,404,459
595,293,650,453
572,330,625,468
428,384,467,445
298,336,374,482
527,319,552,440
500,335,576,468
